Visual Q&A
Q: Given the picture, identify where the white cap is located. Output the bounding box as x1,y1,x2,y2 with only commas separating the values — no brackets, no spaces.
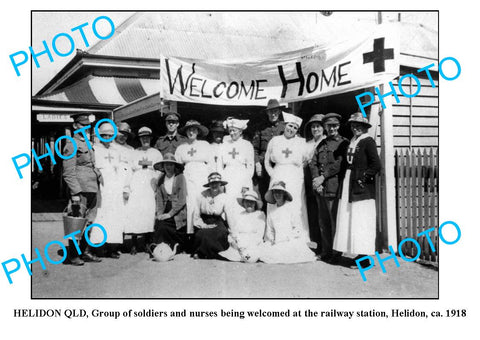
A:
98,123,115,135
282,112,303,127
138,126,153,136
223,117,249,130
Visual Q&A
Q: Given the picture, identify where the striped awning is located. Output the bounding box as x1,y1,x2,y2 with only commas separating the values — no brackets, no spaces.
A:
34,75,159,106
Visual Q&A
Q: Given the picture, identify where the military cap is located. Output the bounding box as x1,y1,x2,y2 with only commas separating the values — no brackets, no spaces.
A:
71,114,91,125
322,113,342,125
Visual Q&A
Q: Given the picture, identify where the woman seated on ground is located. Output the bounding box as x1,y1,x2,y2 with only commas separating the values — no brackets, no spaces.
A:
151,153,188,254
219,189,266,263
260,181,317,264
191,172,230,259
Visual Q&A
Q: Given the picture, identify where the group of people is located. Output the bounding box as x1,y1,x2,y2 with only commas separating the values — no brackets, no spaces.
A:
61,98,380,268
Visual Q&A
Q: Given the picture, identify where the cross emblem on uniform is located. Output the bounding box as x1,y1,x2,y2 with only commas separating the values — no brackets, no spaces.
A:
229,148,239,159
138,157,152,168
282,148,292,158
347,148,355,163
187,148,197,157
105,153,114,163
363,37,394,73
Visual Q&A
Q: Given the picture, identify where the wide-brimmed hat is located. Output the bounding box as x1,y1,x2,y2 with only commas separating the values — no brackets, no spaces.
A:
236,189,263,210
153,153,184,172
179,120,209,138
322,112,342,125
209,120,227,134
304,114,325,138
203,172,228,187
138,126,153,137
347,112,372,128
263,98,287,112
265,181,293,204
117,122,133,137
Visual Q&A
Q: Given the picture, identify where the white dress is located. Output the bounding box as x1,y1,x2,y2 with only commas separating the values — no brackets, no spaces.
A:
113,142,134,232
219,210,266,262
90,143,126,244
125,147,163,234
265,135,309,239
175,140,214,233
260,202,316,264
210,142,223,172
218,136,255,226
334,133,377,254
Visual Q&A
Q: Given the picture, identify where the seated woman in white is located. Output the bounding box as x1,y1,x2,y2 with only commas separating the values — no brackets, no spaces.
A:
260,181,316,264
219,189,266,263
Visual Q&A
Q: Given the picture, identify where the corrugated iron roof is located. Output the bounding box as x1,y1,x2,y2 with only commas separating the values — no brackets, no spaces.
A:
89,12,437,61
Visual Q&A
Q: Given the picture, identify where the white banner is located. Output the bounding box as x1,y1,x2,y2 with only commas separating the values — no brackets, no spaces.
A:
160,25,400,106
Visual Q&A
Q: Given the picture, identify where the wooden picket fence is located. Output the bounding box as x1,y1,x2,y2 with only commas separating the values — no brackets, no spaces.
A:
395,147,439,264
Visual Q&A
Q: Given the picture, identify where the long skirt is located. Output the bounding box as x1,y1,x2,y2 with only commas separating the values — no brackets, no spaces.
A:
221,165,253,228
260,239,316,264
184,161,210,234
333,169,377,255
304,166,321,252
124,169,158,234
153,201,189,253
192,214,229,259
90,169,125,244
267,164,309,241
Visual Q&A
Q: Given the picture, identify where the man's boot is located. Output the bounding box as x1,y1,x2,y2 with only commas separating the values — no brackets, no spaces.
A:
68,240,84,266
81,245,102,262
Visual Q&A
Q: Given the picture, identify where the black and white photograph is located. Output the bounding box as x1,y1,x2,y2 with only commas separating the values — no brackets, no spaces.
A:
1,2,478,338
29,11,439,298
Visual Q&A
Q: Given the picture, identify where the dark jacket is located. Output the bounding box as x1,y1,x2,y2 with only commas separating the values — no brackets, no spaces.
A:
345,136,381,202
309,134,349,198
252,121,285,164
154,133,188,156
156,173,187,229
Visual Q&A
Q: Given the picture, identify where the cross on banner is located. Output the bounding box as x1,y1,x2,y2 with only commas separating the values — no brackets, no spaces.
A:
363,37,394,73
187,148,197,157
229,148,239,159
282,148,292,158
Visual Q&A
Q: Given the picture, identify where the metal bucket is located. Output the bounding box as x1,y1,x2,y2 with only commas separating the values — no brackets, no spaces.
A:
62,204,88,240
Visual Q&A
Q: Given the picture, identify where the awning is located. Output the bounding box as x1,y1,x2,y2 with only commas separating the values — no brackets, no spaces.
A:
33,75,160,106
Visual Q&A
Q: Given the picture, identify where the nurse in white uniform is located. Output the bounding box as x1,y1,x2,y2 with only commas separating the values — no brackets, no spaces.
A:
175,120,213,234
264,112,310,240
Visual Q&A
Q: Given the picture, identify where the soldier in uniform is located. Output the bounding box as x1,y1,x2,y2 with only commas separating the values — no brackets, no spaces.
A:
252,99,286,208
154,110,187,155
309,112,349,263
62,114,102,265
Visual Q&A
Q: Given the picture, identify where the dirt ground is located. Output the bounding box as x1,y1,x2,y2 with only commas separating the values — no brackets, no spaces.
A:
31,217,438,299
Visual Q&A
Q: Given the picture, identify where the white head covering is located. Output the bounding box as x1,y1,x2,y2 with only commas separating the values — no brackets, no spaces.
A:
223,117,249,130
282,112,303,127
98,123,115,135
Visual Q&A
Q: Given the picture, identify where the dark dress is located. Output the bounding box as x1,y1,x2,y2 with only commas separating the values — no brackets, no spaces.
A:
192,190,229,259
154,173,188,253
